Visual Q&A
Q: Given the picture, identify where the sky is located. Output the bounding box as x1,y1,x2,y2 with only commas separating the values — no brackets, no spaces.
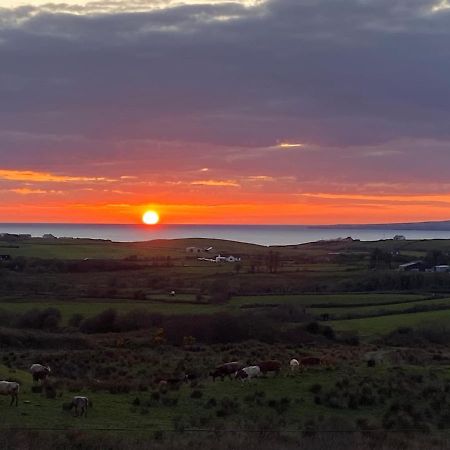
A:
1,0,450,224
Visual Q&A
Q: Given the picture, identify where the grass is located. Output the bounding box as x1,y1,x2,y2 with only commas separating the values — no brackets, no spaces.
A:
331,308,450,336
0,363,388,432
310,297,450,318
0,293,431,324
0,237,265,260
232,293,427,308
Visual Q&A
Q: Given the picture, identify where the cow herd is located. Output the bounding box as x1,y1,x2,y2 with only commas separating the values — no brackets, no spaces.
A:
1,363,90,417
211,357,328,382
0,356,331,414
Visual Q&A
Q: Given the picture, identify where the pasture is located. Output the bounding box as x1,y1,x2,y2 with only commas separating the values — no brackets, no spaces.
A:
2,236,450,448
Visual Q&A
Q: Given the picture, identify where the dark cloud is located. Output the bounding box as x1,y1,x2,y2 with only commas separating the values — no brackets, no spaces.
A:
0,0,449,190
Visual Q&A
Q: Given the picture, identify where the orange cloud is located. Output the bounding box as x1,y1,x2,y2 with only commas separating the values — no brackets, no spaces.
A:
0,169,115,183
10,188,64,195
190,179,240,187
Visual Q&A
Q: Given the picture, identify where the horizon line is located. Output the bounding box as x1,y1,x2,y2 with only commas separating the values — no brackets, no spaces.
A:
0,219,449,227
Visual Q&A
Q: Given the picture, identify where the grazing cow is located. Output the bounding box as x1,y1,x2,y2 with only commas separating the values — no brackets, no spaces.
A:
235,366,261,381
257,360,282,375
289,359,300,372
155,375,184,387
210,362,243,381
0,381,19,406
184,373,198,383
69,396,89,417
299,356,322,369
30,364,51,384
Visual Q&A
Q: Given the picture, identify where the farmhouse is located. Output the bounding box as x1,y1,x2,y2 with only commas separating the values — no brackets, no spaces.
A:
0,233,31,240
434,265,450,273
198,254,241,263
43,234,57,240
215,254,241,263
398,261,426,272
186,246,213,255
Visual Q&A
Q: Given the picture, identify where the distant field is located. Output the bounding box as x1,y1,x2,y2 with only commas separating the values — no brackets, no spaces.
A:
232,293,427,307
310,297,450,318
0,300,225,321
0,292,434,326
330,308,450,336
0,237,265,260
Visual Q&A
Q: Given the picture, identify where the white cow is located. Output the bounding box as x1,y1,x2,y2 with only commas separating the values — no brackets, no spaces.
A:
30,364,51,383
69,396,90,417
235,366,261,381
289,359,300,372
0,381,20,406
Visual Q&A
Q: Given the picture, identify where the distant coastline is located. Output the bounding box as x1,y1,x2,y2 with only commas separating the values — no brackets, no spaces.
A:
1,221,450,246
312,219,450,231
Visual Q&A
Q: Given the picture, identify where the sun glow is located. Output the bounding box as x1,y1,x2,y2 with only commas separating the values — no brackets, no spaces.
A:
142,210,160,225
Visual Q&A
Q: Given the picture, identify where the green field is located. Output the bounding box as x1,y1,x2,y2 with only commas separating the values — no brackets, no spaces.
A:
0,361,416,432
2,236,450,447
232,293,427,307
0,292,434,325
330,308,450,336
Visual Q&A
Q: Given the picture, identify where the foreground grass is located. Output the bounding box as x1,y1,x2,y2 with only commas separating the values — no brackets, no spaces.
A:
0,364,351,431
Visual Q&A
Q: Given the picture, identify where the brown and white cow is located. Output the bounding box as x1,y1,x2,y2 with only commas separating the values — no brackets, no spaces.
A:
235,366,261,381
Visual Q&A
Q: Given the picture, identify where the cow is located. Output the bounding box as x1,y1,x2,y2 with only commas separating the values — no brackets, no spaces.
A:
299,356,322,370
289,359,300,372
257,360,282,375
68,396,90,417
235,366,261,381
184,373,199,383
30,364,51,384
210,362,243,381
0,381,19,406
155,376,183,388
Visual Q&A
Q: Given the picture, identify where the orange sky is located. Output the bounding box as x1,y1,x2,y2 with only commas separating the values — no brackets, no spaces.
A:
1,168,450,224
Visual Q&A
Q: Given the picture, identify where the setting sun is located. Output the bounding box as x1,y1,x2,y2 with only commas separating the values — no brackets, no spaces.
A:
142,210,160,225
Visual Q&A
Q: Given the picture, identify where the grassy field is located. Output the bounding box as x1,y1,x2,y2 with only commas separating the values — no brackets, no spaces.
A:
0,237,265,260
3,236,450,447
309,297,450,318
232,293,427,308
0,361,414,432
0,292,434,325
330,308,450,336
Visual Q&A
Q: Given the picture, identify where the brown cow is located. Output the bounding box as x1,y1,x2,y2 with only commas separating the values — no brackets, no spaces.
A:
257,360,282,375
299,356,322,369
210,362,243,381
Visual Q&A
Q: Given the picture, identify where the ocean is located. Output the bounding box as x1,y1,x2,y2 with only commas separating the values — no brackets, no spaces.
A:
1,223,450,246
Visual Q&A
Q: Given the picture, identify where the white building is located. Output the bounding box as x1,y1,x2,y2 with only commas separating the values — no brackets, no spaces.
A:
434,265,450,273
